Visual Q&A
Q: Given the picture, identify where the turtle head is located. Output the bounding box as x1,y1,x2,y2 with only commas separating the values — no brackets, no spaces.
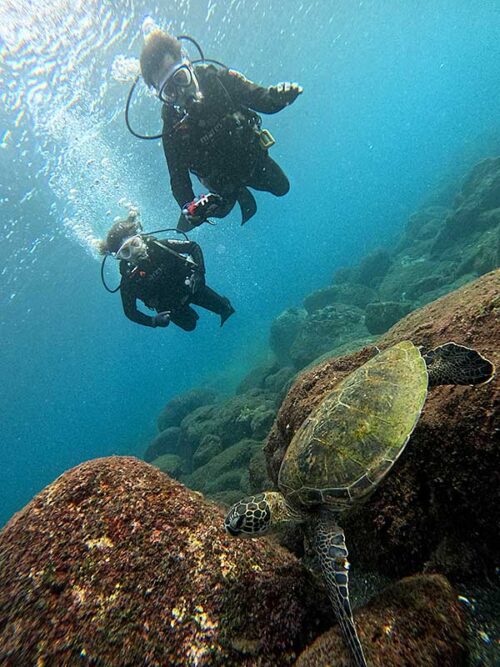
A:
224,491,300,538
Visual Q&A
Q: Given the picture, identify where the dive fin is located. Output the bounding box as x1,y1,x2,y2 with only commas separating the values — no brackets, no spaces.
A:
237,187,257,225
424,342,495,387
310,515,368,667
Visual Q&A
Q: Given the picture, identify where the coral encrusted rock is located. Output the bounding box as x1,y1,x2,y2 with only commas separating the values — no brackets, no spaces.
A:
266,270,499,580
0,457,330,666
295,575,467,667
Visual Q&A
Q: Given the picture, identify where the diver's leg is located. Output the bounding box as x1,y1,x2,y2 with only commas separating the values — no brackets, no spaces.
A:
247,154,290,196
191,285,235,326
169,305,199,331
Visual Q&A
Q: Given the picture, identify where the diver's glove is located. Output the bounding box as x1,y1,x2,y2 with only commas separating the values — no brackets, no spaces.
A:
182,193,222,226
152,311,170,328
272,82,303,106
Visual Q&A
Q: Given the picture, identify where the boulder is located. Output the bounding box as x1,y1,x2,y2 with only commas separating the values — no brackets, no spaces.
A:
144,426,181,462
290,304,367,369
150,453,184,479
357,248,393,286
295,575,467,667
269,307,307,365
0,457,329,666
266,271,500,581
157,388,217,431
263,366,295,395
236,360,279,395
432,157,500,252
303,283,377,313
192,434,224,469
364,300,413,335
180,393,277,456
182,439,262,496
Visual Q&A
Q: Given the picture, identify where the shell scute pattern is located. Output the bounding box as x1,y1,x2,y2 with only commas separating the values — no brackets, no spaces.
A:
278,342,429,510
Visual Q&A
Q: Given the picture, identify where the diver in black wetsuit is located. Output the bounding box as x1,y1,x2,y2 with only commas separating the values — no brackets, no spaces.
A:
139,30,303,230
99,215,234,331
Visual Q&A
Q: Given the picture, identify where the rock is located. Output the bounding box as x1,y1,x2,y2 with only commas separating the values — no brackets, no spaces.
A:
157,388,217,431
357,248,393,286
0,457,329,665
182,439,263,496
405,274,446,300
263,366,295,395
333,266,356,284
269,307,307,365
432,157,500,253
192,434,224,469
143,426,181,462
266,271,500,581
295,575,467,667
364,300,413,335
290,304,367,369
404,205,449,243
150,453,184,478
250,409,276,440
236,360,279,395
247,447,272,494
303,283,377,313
180,393,277,456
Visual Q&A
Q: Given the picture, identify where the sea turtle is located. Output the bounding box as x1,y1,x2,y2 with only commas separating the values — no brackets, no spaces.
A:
224,341,494,667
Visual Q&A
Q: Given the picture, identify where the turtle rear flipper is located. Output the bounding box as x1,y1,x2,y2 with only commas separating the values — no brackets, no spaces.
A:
309,514,368,667
424,342,495,387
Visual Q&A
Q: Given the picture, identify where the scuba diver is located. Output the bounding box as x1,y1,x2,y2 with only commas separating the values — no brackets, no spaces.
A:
138,29,303,231
98,213,235,331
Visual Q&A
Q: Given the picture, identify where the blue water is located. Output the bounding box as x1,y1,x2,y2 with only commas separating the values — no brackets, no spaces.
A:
1,1,499,526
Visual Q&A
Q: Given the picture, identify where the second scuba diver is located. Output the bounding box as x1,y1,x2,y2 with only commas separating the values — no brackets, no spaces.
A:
99,213,235,331
138,29,303,231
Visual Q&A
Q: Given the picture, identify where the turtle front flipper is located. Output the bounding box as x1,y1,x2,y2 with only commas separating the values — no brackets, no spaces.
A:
309,513,368,667
424,342,495,387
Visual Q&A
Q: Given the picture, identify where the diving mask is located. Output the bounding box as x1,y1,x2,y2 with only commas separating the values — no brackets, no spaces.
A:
157,58,197,103
115,235,147,262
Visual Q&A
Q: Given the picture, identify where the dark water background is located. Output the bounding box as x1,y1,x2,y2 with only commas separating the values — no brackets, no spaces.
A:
1,0,499,527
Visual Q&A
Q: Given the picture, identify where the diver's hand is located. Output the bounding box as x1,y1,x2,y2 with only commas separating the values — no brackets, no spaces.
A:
182,193,222,226
153,311,170,328
273,82,303,105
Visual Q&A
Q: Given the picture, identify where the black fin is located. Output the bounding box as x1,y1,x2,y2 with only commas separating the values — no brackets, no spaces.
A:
310,515,368,667
237,187,257,225
424,342,495,387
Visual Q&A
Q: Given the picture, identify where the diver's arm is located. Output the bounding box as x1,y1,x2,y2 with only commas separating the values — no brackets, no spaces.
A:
160,239,206,274
120,285,156,327
162,129,195,208
221,69,300,114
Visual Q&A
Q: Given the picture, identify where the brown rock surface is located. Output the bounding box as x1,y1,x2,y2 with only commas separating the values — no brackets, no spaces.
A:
295,574,467,667
0,456,330,666
266,270,499,579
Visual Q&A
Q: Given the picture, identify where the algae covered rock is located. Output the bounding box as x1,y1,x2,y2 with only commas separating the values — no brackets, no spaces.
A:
144,426,181,462
269,307,307,365
157,388,217,431
266,271,499,580
150,453,185,478
182,438,263,496
295,575,467,667
0,457,329,666
364,300,413,335
192,434,224,469
303,283,377,313
290,304,367,368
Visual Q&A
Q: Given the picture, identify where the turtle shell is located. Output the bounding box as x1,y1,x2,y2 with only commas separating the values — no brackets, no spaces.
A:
278,341,428,511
